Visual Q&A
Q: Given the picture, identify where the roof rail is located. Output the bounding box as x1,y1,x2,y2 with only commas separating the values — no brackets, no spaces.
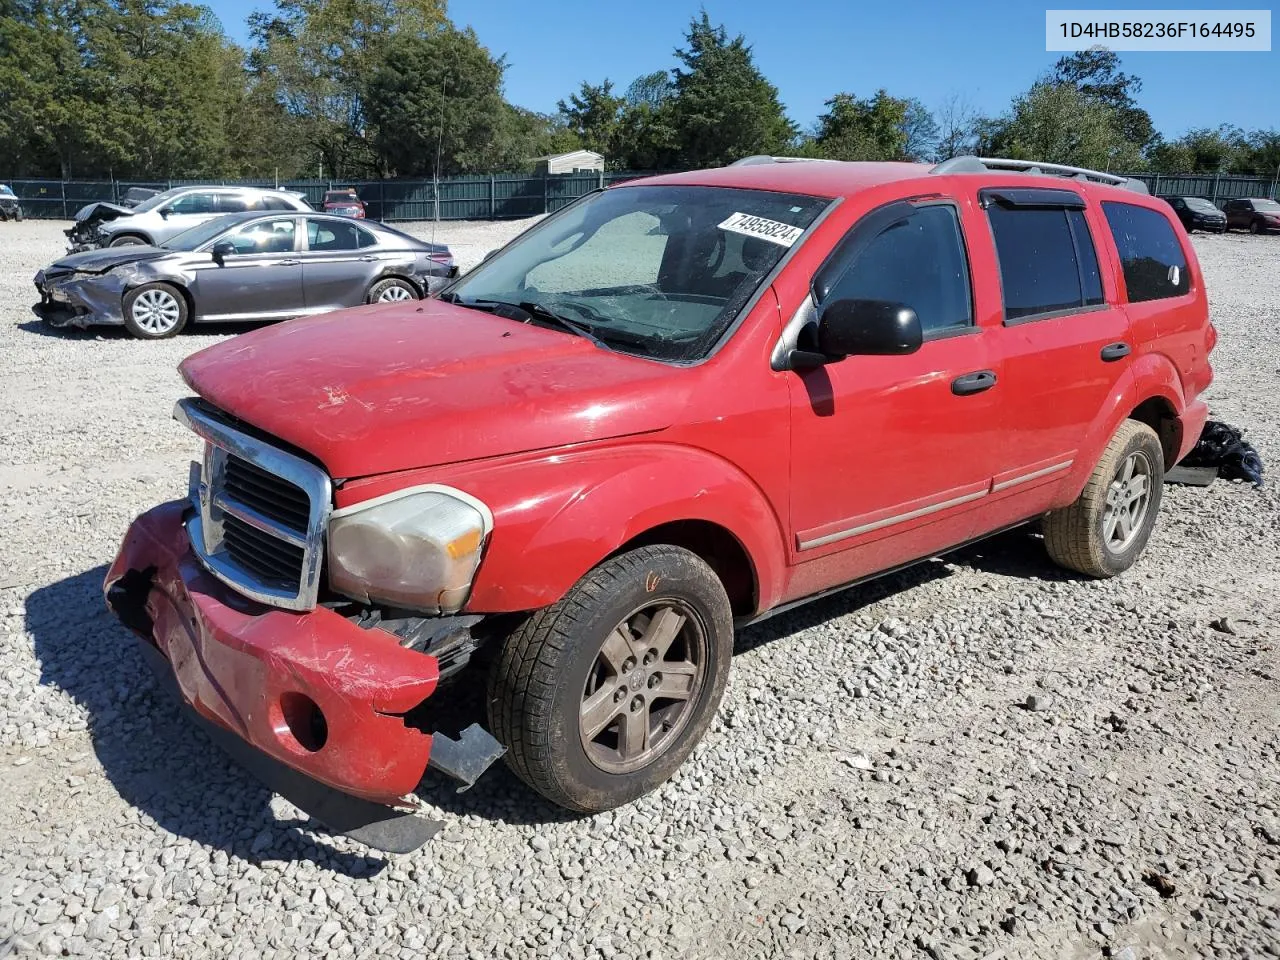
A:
730,155,839,166
930,156,1149,194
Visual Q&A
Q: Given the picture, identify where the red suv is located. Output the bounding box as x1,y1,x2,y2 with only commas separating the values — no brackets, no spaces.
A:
106,156,1214,849
322,187,367,219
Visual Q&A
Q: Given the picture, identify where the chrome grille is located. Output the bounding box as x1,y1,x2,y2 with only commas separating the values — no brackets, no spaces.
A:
223,455,311,534
175,398,332,611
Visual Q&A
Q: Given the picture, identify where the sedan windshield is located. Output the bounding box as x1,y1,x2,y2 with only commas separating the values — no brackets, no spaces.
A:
160,215,253,250
1255,199,1280,213
446,185,829,361
1184,198,1220,213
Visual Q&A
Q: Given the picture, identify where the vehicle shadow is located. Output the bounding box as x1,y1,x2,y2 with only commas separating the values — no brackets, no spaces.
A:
26,566,389,875
17,319,268,340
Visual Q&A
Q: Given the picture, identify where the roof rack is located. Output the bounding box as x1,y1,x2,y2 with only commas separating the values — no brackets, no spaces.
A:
730,155,839,166
930,156,1149,194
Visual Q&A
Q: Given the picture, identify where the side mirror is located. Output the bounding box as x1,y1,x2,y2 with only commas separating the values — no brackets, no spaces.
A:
158,207,171,219
791,299,923,368
482,248,498,262
211,240,235,264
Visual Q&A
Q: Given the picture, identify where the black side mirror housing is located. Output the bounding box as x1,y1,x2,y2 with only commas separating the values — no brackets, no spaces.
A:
211,240,235,264
158,207,171,219
790,298,923,368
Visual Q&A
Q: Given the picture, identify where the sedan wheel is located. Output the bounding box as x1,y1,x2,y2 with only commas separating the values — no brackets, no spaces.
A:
368,278,419,304
122,282,188,339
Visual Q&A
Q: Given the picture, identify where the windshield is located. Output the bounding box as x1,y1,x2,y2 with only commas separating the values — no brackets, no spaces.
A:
446,185,828,362
160,214,250,250
1183,198,1220,213
131,187,189,214
1255,199,1280,213
0,185,13,197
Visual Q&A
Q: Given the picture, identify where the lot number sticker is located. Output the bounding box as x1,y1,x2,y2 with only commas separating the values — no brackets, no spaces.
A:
718,212,804,247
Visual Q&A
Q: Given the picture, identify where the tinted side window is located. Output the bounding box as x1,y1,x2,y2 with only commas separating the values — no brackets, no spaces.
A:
219,194,261,212
821,205,972,336
1102,202,1190,303
986,204,1102,321
306,218,363,252
263,196,296,211
169,192,219,214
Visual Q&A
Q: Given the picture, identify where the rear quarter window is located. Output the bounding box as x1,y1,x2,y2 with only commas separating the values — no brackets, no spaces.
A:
1101,202,1190,303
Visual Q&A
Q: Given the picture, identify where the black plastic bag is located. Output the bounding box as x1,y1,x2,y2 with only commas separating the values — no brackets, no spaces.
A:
1181,420,1265,488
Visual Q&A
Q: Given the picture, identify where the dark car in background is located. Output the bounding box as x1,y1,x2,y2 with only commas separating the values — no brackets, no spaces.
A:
35,211,455,339
322,188,367,219
0,184,22,222
1166,196,1226,233
1224,197,1280,234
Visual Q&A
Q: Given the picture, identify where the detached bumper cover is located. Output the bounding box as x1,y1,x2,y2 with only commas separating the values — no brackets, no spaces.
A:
103,501,443,805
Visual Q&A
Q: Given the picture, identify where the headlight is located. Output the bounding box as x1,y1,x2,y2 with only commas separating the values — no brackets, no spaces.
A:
327,485,493,614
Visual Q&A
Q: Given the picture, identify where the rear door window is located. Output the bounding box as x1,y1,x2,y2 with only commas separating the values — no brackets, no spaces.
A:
306,218,368,252
984,199,1104,322
1101,202,1190,303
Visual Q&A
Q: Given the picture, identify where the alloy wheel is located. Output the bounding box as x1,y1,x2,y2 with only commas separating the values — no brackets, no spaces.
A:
377,284,414,302
579,600,707,774
1102,450,1153,553
130,289,181,335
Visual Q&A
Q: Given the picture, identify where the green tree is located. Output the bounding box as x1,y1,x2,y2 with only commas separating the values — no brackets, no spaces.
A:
977,81,1143,171
666,12,796,167
1052,48,1155,153
810,90,909,161
556,79,624,158
249,0,447,177
362,26,513,176
1147,126,1245,173
1236,129,1280,176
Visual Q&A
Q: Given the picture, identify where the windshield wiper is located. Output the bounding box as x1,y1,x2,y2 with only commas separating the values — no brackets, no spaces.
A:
441,295,608,349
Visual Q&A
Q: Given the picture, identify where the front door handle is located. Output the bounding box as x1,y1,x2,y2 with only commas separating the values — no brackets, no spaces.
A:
951,370,997,396
1100,342,1131,362
277,259,301,266
358,255,379,262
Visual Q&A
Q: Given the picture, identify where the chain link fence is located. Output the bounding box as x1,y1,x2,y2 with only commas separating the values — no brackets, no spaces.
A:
3,169,1277,222
0,171,655,221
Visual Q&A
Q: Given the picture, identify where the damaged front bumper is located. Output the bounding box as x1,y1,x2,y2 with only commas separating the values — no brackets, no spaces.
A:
32,268,126,329
103,500,505,852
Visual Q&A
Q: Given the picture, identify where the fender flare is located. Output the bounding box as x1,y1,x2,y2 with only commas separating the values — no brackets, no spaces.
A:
1058,354,1187,504
458,443,789,615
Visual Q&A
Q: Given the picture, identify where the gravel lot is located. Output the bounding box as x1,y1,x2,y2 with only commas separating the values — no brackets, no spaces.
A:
0,217,1277,960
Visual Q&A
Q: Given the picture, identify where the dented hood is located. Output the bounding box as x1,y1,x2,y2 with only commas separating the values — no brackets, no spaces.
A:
179,299,691,478
71,200,133,225
45,245,172,274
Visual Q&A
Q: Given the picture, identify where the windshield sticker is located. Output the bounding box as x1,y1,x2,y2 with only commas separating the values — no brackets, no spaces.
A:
717,212,804,247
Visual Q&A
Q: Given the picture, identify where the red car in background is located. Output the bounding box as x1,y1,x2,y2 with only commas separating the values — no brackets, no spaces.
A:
323,188,367,219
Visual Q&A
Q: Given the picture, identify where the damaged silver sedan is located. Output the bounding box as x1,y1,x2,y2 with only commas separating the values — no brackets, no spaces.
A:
34,212,457,339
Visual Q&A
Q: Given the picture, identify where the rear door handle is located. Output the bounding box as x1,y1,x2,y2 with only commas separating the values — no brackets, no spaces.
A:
358,255,379,262
277,259,301,267
1100,342,1131,362
951,370,997,396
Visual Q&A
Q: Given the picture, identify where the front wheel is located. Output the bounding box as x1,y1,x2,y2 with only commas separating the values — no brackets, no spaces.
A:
122,282,188,339
1043,420,1164,578
488,545,733,812
109,234,147,247
367,277,419,304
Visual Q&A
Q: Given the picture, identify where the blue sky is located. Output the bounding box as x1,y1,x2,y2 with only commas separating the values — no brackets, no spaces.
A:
218,0,1278,138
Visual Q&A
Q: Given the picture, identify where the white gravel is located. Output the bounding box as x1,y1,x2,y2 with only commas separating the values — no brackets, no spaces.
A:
1,218,1278,960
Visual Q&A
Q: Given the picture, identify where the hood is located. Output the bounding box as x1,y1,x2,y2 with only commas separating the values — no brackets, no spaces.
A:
179,299,692,479
71,201,133,225
47,245,171,274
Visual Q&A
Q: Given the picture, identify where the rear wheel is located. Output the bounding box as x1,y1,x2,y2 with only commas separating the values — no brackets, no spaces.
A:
1043,420,1164,578
488,545,733,812
110,234,147,247
368,277,418,304
122,282,188,339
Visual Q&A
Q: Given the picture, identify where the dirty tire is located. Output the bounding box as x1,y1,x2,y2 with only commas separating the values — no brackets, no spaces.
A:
122,282,188,339
487,545,733,813
367,277,419,304
1249,220,1261,234
109,235,147,247
1043,420,1164,578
